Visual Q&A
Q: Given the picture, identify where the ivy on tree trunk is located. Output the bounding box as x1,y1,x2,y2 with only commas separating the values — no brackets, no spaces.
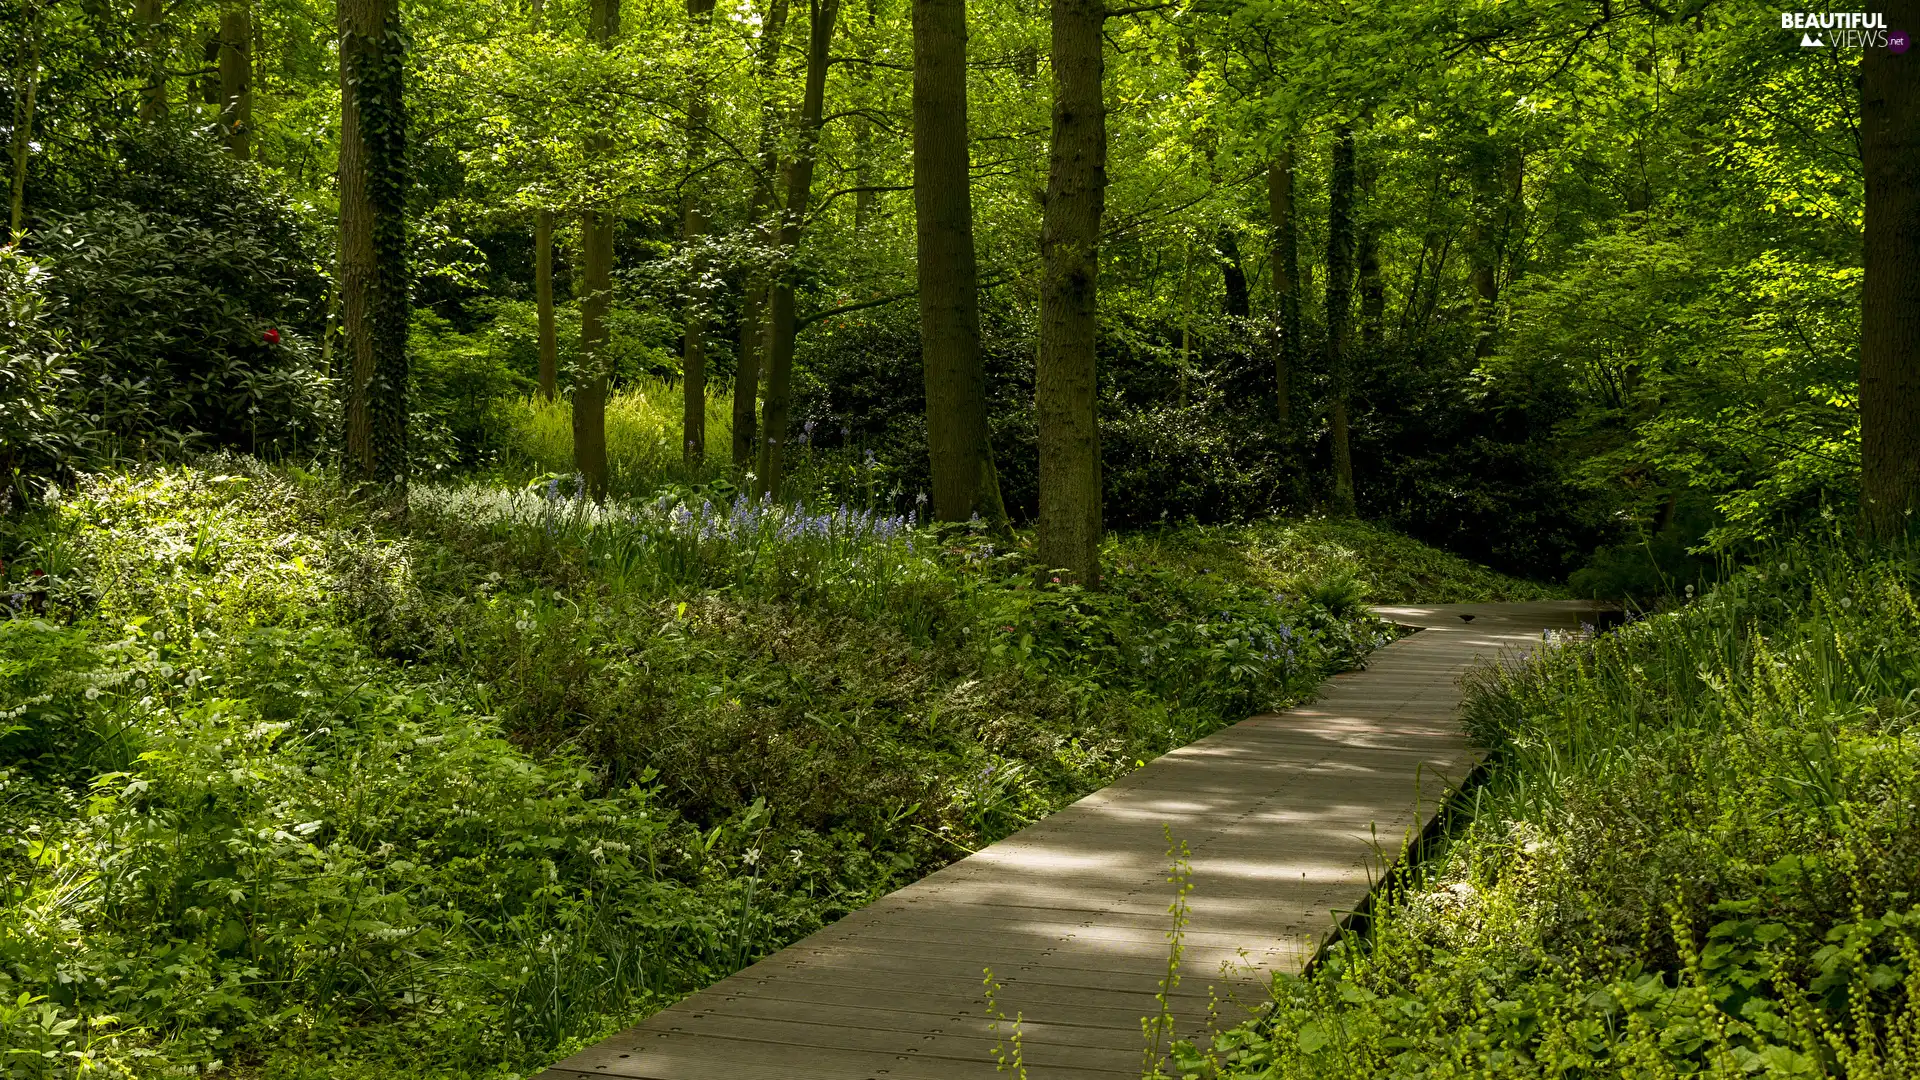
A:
339,0,410,496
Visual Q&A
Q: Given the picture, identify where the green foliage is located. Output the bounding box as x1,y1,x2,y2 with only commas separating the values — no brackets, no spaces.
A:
0,247,83,505
2,128,334,484
0,461,1493,1075
1208,543,1920,1078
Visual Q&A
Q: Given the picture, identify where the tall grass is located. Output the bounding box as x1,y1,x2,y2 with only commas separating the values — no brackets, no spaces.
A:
1210,543,1920,1079
500,380,736,498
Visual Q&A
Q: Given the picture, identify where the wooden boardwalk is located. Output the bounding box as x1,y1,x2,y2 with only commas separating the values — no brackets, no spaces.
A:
535,601,1605,1080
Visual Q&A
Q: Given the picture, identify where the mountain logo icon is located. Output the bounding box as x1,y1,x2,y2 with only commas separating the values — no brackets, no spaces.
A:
1800,32,1824,46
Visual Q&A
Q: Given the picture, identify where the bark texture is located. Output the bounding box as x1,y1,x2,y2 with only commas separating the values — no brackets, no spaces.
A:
1358,158,1383,350
339,0,410,492
754,0,840,499
535,209,558,400
681,0,719,467
1267,147,1299,428
138,0,167,121
1218,228,1249,319
1324,126,1357,517
733,0,791,470
1860,15,1920,540
218,3,252,158
573,0,620,499
1035,0,1105,584
914,0,1007,526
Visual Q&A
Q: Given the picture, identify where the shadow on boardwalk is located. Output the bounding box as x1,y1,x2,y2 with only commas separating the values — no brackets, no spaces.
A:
535,601,1609,1080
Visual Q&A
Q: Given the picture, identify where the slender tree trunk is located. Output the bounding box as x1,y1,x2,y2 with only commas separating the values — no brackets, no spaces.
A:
574,0,620,499
733,0,791,471
218,2,252,158
531,0,557,402
853,0,878,230
1358,159,1383,352
1035,0,1105,584
914,0,1007,527
8,6,41,238
535,210,558,399
1469,143,1520,359
755,0,841,500
1325,126,1357,517
138,0,167,121
734,288,765,467
339,0,410,493
1860,8,1920,541
681,0,718,467
1218,228,1249,318
1267,146,1299,428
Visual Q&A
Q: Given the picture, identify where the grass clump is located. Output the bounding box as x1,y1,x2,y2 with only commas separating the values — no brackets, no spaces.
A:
1204,544,1920,1078
0,459,1436,1078
1109,518,1561,606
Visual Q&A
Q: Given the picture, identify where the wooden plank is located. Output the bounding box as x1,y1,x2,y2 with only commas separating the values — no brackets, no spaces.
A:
532,611,1582,1079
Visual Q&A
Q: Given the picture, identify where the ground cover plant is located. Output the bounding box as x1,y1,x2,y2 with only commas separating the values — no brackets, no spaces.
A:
1192,543,1920,1079
0,457,1546,1078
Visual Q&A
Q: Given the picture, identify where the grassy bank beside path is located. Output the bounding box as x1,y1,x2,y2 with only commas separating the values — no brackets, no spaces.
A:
0,460,1547,1079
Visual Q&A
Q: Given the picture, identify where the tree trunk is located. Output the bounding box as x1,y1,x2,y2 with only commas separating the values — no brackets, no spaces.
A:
218,3,251,158
734,288,765,467
535,209,558,400
1358,158,1383,352
8,6,39,237
1469,143,1520,359
1860,9,1920,541
138,0,167,121
754,0,841,500
681,0,718,468
1267,146,1299,428
1035,0,1105,585
573,0,620,500
733,0,791,472
339,0,410,493
1324,126,1356,517
1218,228,1249,319
914,0,1007,527
853,0,878,230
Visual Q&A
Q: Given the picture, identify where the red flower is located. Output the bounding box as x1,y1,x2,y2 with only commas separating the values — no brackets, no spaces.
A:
30,569,44,578
263,328,282,345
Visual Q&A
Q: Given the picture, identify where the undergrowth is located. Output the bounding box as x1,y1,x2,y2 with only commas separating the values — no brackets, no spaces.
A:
0,458,1529,1077
1200,543,1920,1079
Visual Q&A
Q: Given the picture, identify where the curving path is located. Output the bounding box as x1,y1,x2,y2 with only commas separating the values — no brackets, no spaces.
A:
534,601,1608,1080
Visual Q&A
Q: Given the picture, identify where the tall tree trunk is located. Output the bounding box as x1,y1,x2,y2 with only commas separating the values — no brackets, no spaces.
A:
339,0,410,492
733,289,765,467
754,0,841,500
531,0,558,402
1218,228,1249,318
1035,0,1105,585
1358,158,1383,352
138,0,167,120
1267,145,1299,428
574,0,620,500
1860,9,1920,541
1469,144,1520,359
218,3,251,158
535,210,558,399
733,0,791,471
8,5,39,237
681,0,718,467
1324,126,1356,517
853,0,878,230
914,0,1007,527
